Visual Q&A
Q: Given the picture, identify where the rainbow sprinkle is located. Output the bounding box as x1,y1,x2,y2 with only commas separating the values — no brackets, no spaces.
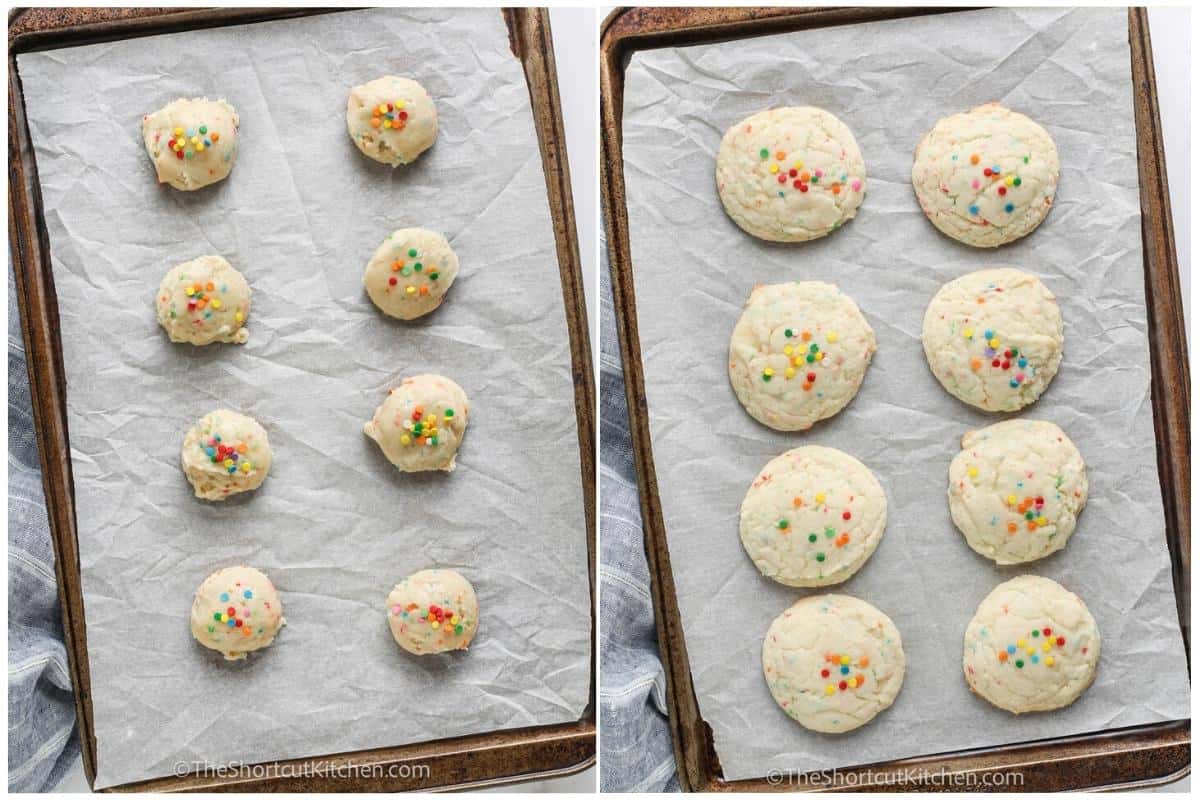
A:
997,627,1065,667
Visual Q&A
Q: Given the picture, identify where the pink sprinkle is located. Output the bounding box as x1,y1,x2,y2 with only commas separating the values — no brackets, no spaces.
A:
814,168,824,178
391,605,402,615
1016,374,1025,382
851,180,862,191
971,179,980,189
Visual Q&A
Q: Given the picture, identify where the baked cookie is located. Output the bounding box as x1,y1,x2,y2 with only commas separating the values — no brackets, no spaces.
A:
763,594,905,734
363,374,469,473
347,76,437,166
950,419,1088,565
716,107,866,242
190,566,284,660
386,569,479,655
363,228,459,320
141,98,239,191
922,268,1063,412
729,282,876,431
912,103,1059,247
740,446,886,587
964,575,1100,714
155,255,250,345
181,410,272,500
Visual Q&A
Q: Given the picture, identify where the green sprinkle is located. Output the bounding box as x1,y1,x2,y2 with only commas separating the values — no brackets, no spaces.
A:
408,248,418,257
213,612,221,621
1013,177,1022,186
444,408,454,418
810,175,819,184
455,624,464,634
776,519,789,530
759,148,769,159
1032,629,1040,638
414,263,423,272
806,354,815,363
430,272,439,280
825,527,835,539
1023,155,1030,164
808,533,817,543
815,552,826,563
809,344,819,353
199,125,207,134
1015,659,1024,668
784,328,793,338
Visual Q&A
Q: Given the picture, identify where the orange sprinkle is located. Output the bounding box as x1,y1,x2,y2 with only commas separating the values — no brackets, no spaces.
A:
831,183,841,195
370,116,381,128
970,358,982,371
236,443,248,454
206,282,215,292
977,297,986,304
416,436,427,445
801,331,812,342
1007,522,1018,534
241,626,252,637
391,261,403,272
192,283,202,293
970,154,980,165
858,656,870,668
775,150,786,160
413,405,424,416
792,496,804,508
419,286,430,296
802,382,813,392
210,132,220,142
998,650,1008,662
196,298,207,309
799,171,811,182
1026,521,1038,531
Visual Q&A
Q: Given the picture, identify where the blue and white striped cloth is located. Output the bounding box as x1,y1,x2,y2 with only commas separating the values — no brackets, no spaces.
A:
598,246,679,793
8,265,80,792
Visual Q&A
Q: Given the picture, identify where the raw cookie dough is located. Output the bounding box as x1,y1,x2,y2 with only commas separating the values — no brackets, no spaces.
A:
363,374,469,473
141,98,239,191
763,594,905,734
155,255,251,345
347,76,437,166
922,268,1063,412
964,575,1100,714
729,282,876,431
716,107,867,242
363,228,459,320
949,419,1088,565
740,446,886,587
386,569,479,655
181,410,272,500
190,566,284,660
912,102,1059,247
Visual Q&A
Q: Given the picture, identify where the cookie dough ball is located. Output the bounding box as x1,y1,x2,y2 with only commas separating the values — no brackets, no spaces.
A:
729,282,875,431
190,566,284,660
386,569,479,655
363,228,459,320
347,76,437,166
763,594,905,733
922,268,1063,412
141,98,239,191
964,575,1100,714
950,419,1088,565
912,103,1059,247
740,447,886,587
716,107,866,242
364,374,469,473
181,410,271,501
155,255,250,345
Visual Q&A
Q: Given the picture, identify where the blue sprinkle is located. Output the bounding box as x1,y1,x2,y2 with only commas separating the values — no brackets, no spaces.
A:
968,205,979,215
1007,645,1017,654
243,590,253,599
206,447,215,457
226,619,235,627
227,466,237,474
840,665,849,675
984,329,994,339
215,435,221,442
204,139,211,147
1018,358,1027,368
220,593,229,602
951,154,958,161
1032,655,1039,664
1010,379,1019,388
1005,203,1014,213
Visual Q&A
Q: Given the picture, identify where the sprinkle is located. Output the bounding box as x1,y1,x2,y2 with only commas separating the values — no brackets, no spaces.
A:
968,466,979,478
815,552,825,562
970,154,980,165
776,519,789,531
759,148,769,159
815,492,826,504
1005,203,1015,213
968,205,979,215
1013,177,1022,186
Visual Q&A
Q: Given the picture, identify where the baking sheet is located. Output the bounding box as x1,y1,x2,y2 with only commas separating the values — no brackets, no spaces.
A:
621,6,1189,781
17,8,590,789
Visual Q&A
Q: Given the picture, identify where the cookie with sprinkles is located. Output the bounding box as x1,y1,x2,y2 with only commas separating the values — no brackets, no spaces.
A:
949,419,1088,565
190,566,284,660
141,98,239,191
728,281,876,431
922,267,1063,412
740,446,886,587
386,569,479,655
347,76,437,166
181,410,272,501
363,228,459,320
716,107,866,242
964,575,1099,714
763,594,905,734
155,255,250,345
912,102,1059,247
363,374,469,473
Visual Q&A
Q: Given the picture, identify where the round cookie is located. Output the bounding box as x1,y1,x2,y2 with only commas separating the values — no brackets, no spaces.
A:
922,268,1063,412
763,594,905,734
346,76,437,166
729,282,876,431
190,566,284,660
716,107,866,242
141,98,239,191
740,447,886,587
912,102,1059,248
964,575,1100,714
155,255,251,345
950,419,1088,565
363,374,469,473
386,569,479,655
181,410,272,501
363,228,459,320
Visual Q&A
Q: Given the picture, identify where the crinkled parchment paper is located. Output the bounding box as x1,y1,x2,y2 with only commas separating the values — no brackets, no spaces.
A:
17,8,589,789
621,7,1188,781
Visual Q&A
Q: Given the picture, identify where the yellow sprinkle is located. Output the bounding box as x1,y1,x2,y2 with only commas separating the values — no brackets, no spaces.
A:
962,328,973,339
173,127,183,137
847,677,858,688
1045,656,1055,666
241,463,251,473
1042,641,1051,652
406,285,416,295
185,287,196,297
377,104,389,114
793,160,804,170
1005,176,1015,186
401,435,411,445
769,164,779,174
785,367,796,379
989,337,1000,348
431,621,440,630
383,120,392,129
1017,638,1026,648
395,100,405,109
784,345,794,355
763,367,775,377
1007,494,1017,506
234,311,244,323
1026,647,1035,655
826,332,838,343
219,613,228,622
967,467,979,478
224,459,234,468
1038,517,1048,527
815,352,824,361
815,493,826,504
451,615,460,624
792,357,803,367
840,655,850,666
196,142,205,152
211,298,222,309
825,685,835,695
191,136,200,145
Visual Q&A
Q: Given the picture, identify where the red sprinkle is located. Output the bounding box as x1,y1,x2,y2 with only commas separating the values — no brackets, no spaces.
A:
838,680,847,691
806,372,816,382
992,359,1001,368
1002,360,1011,369
793,180,803,189
1056,636,1066,646
820,669,830,678
799,184,809,193
227,607,235,616
789,169,798,178
777,174,787,184
983,168,993,176
235,619,243,627
1043,627,1052,636
388,277,397,286
998,186,1007,196
842,511,851,520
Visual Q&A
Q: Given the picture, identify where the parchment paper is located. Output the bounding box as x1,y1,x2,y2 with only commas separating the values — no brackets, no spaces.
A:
621,7,1189,781
17,8,589,789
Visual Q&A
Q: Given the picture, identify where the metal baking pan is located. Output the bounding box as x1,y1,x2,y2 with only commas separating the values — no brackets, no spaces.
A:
9,5,594,792
600,5,1189,792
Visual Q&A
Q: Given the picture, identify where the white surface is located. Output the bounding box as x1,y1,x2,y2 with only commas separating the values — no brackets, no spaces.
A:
20,7,590,790
620,5,1190,782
